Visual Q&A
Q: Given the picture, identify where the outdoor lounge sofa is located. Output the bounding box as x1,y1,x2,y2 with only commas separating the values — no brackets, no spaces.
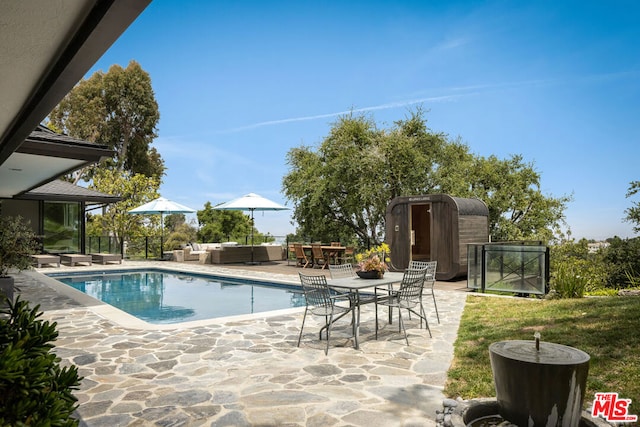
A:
181,243,221,261
182,246,206,261
208,244,285,264
176,242,284,264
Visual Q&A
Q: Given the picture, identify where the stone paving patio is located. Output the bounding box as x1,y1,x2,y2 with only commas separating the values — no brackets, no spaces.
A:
14,261,469,426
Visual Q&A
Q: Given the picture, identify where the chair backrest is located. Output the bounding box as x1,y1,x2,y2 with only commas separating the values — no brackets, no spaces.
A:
408,260,437,280
299,273,332,308
294,243,307,260
329,263,355,279
344,246,354,255
398,268,428,300
311,244,324,259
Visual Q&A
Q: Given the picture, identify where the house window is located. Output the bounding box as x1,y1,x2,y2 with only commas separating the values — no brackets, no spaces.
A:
43,201,81,253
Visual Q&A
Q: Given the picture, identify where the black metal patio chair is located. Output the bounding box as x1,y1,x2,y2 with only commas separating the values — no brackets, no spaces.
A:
297,272,353,355
374,268,431,345
408,260,439,323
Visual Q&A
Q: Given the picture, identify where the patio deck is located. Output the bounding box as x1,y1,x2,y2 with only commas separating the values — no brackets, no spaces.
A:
16,260,470,426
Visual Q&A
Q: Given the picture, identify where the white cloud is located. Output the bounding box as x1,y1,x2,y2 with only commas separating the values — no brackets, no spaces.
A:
220,94,465,133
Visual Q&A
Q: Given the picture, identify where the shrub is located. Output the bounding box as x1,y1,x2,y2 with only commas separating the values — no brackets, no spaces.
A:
603,236,640,289
0,215,39,277
0,297,82,426
550,239,608,295
551,260,589,298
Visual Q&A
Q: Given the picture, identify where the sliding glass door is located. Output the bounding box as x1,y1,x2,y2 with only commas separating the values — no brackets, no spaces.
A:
43,201,81,253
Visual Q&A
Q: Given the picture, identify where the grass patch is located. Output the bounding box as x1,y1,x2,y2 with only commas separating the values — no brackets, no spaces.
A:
445,295,640,416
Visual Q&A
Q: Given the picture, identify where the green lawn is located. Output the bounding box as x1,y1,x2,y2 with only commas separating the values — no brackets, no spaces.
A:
445,295,640,417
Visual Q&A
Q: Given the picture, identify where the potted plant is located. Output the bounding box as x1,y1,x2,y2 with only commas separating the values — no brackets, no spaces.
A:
0,215,39,302
355,243,391,279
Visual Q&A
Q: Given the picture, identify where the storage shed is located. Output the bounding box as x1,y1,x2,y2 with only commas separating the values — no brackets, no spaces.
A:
385,194,489,280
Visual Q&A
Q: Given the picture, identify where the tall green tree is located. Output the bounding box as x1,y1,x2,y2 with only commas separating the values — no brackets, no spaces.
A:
282,109,570,245
625,180,640,234
464,155,571,242
196,202,252,243
164,214,187,233
87,169,160,248
49,60,164,182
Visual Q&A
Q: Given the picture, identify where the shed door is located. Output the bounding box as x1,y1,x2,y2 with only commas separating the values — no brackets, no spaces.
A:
411,203,431,261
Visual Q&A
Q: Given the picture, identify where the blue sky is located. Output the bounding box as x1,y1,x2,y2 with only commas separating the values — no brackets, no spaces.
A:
85,0,639,240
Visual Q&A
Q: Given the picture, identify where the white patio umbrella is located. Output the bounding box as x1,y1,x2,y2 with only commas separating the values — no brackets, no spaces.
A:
128,197,196,257
214,193,289,264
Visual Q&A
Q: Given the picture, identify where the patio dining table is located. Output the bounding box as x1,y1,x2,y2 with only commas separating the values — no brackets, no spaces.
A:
328,272,404,349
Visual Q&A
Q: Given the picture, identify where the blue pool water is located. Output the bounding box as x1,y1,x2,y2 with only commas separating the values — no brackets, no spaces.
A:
49,270,305,324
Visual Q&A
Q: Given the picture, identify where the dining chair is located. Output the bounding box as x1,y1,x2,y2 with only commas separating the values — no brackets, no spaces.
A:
329,263,382,308
374,268,431,345
297,273,353,355
328,242,342,263
408,260,439,323
328,263,357,301
310,243,329,269
329,263,355,279
293,243,310,268
339,246,355,265
287,244,295,266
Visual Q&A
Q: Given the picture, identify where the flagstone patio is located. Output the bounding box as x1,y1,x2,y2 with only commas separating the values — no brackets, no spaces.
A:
14,261,469,426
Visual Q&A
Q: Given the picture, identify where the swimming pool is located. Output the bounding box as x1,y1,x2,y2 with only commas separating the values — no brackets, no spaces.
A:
48,269,305,324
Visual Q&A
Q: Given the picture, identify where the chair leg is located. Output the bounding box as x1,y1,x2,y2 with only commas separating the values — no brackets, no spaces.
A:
420,303,432,338
432,293,440,323
320,315,329,340
297,309,308,347
398,308,409,346
325,312,335,355
375,298,379,340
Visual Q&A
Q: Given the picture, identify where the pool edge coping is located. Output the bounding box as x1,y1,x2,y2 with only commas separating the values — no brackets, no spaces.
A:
28,266,306,331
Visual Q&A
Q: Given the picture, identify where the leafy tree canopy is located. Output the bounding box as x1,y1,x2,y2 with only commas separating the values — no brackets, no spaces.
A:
602,236,640,288
282,109,571,246
196,202,275,244
48,60,164,182
162,214,198,250
164,214,187,233
196,202,252,243
87,169,160,246
625,180,640,234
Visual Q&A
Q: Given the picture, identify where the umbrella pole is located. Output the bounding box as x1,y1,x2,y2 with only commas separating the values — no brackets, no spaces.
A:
160,212,164,260
250,209,255,264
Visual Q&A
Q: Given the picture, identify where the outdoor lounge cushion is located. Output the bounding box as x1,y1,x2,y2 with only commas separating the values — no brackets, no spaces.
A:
183,245,206,261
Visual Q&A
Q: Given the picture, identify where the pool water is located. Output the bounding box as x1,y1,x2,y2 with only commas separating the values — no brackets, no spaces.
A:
50,270,305,324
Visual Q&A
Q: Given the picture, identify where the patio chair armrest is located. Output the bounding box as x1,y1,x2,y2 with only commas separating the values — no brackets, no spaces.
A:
374,284,397,294
330,293,353,305
374,286,397,305
331,286,352,297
